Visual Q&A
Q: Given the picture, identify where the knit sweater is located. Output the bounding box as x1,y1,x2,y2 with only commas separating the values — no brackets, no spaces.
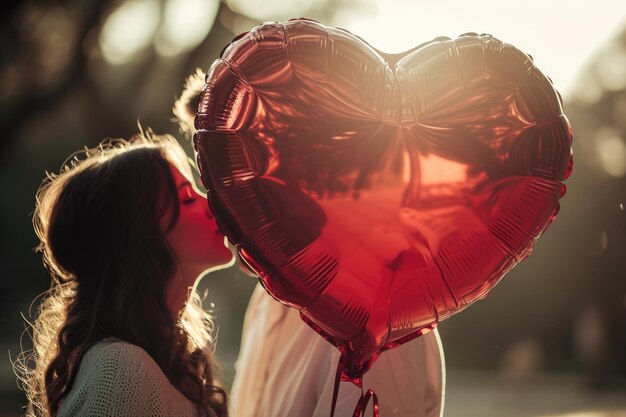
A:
57,338,200,417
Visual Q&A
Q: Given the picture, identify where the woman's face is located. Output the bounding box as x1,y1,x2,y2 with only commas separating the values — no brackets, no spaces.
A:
162,161,234,280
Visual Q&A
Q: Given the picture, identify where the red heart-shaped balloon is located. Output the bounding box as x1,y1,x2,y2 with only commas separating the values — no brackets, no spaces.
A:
194,18,573,378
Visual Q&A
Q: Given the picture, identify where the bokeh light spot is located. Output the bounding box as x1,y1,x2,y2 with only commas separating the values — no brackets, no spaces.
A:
570,71,603,105
595,40,626,92
99,0,160,65
226,0,315,21
595,127,626,177
155,0,219,57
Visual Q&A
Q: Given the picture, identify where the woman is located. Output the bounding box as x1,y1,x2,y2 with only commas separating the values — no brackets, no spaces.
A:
16,132,233,417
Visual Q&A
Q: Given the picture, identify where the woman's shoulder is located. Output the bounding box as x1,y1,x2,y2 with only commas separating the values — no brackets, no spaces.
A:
82,337,159,372
57,338,192,417
72,337,162,384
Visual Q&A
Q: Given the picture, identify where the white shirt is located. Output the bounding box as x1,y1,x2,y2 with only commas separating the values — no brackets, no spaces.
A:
57,338,200,417
230,283,446,417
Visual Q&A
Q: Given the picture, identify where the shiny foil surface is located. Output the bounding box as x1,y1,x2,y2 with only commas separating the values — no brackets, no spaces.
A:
194,18,573,377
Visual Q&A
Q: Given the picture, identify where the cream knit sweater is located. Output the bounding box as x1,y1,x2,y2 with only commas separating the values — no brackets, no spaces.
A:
57,338,200,417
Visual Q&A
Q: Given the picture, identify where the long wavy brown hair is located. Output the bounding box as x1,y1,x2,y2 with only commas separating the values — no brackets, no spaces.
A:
15,132,228,417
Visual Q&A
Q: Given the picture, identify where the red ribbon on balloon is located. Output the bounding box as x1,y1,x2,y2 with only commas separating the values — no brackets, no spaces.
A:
194,18,573,416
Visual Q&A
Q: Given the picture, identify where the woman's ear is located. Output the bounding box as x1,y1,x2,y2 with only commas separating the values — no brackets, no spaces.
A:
173,68,206,140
